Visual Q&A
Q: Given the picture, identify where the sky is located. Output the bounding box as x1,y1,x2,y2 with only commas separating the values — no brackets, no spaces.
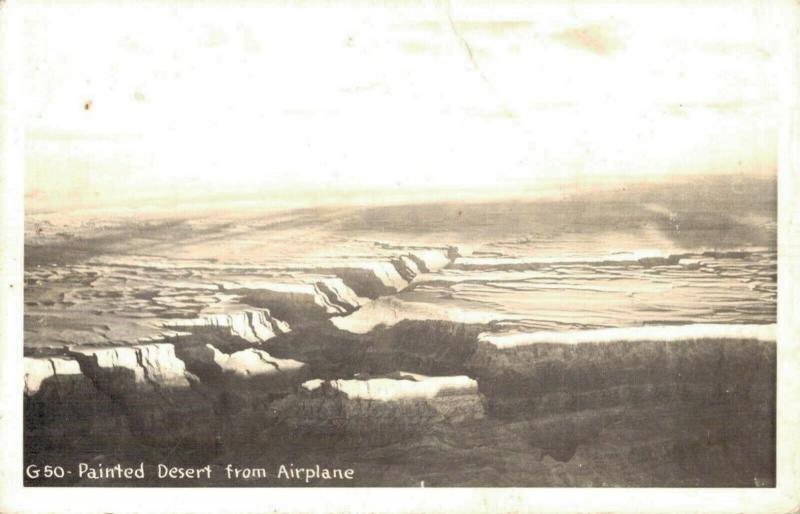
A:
17,0,784,213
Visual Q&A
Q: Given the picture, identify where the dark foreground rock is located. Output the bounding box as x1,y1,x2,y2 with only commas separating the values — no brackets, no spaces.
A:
23,322,776,487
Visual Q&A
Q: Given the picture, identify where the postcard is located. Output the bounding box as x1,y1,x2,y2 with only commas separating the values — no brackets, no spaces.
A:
1,0,798,512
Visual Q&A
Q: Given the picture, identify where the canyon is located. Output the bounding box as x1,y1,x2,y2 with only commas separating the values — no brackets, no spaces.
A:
23,179,777,486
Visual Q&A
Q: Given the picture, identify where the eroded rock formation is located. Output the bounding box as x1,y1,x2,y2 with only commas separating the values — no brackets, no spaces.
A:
270,373,485,445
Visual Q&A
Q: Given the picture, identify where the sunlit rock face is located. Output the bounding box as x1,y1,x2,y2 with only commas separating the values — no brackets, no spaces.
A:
69,344,216,448
22,180,778,486
24,356,84,397
187,345,306,379
165,310,290,344
227,280,364,320
24,356,131,456
271,373,485,445
68,343,192,393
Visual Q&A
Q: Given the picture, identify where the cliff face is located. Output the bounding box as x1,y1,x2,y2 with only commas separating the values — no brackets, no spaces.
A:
468,325,776,417
68,344,192,392
24,357,130,456
225,280,366,323
165,309,290,343
460,325,776,483
64,344,219,448
270,373,485,445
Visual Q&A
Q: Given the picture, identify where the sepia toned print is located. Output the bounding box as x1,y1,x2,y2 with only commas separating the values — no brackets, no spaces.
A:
19,0,780,489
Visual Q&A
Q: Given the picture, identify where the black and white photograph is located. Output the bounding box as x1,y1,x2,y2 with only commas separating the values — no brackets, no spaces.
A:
1,0,799,512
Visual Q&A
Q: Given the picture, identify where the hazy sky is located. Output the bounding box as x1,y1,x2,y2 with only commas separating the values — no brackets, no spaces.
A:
19,0,782,212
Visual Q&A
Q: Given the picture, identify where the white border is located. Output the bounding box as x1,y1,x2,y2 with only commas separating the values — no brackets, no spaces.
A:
1,0,798,512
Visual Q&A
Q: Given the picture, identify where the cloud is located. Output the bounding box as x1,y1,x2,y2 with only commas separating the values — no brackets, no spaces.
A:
553,23,624,55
